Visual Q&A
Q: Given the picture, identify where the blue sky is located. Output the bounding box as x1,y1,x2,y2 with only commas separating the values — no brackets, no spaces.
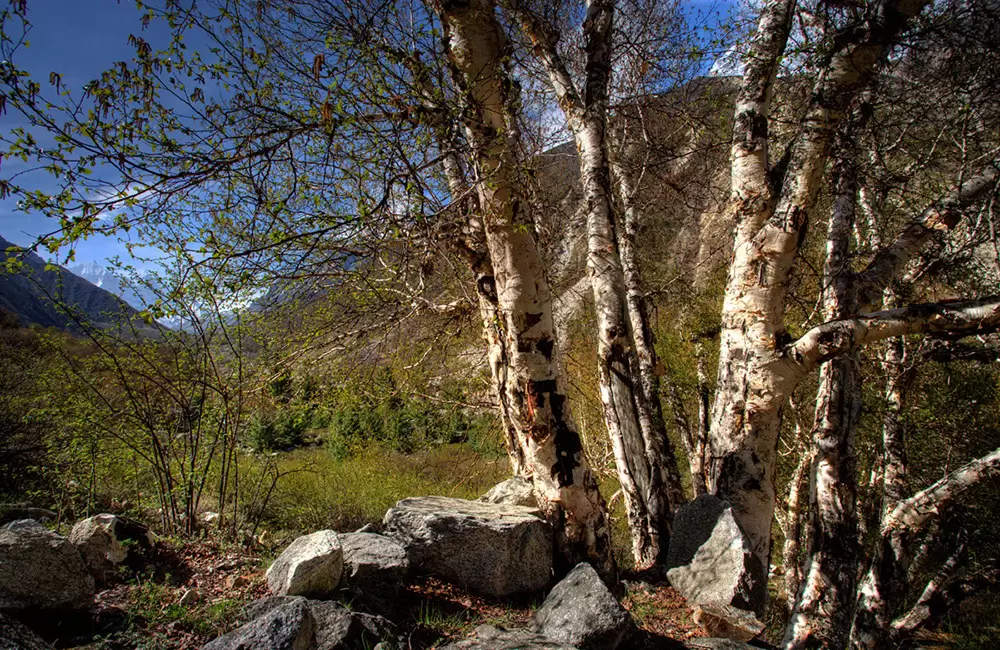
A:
0,0,168,265
1,0,739,269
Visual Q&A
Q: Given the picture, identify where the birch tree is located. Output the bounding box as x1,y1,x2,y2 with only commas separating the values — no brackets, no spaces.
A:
433,0,615,576
504,0,685,569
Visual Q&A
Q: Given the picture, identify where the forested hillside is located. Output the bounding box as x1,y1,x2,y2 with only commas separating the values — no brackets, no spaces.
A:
1,0,999,648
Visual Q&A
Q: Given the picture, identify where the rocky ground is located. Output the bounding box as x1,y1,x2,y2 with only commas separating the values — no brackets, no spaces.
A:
1,481,760,650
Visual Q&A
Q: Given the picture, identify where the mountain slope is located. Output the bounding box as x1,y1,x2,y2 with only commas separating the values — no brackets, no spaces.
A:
0,236,144,331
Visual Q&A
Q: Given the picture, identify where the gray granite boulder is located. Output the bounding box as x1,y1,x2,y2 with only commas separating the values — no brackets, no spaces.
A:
0,612,51,649
478,477,537,508
0,520,94,612
383,496,552,597
241,596,396,650
531,563,633,650
666,495,767,617
339,532,409,590
203,598,315,650
338,532,409,615
266,530,343,598
439,625,577,649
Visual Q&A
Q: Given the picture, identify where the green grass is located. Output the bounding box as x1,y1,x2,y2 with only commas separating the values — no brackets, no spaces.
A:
256,443,507,537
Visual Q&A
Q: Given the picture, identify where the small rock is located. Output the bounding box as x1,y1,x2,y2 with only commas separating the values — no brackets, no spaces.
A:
0,612,51,649
532,563,633,650
693,601,765,642
179,588,201,607
226,574,250,589
666,495,767,617
0,520,94,612
478,477,537,508
438,624,577,649
383,496,552,597
203,598,315,650
68,515,127,583
266,530,343,598
201,512,221,525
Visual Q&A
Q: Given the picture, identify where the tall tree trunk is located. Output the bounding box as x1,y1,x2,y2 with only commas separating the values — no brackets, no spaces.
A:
614,158,688,518
784,114,867,649
509,0,684,568
782,440,812,612
710,0,931,573
436,0,614,577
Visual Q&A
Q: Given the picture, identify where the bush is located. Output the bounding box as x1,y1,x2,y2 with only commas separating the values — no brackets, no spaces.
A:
247,410,308,452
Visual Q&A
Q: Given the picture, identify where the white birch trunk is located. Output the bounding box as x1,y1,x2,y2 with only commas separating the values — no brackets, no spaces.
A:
784,120,867,649
438,0,614,576
509,0,684,568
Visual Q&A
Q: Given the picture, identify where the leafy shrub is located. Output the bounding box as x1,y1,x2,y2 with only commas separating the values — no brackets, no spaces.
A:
247,410,308,451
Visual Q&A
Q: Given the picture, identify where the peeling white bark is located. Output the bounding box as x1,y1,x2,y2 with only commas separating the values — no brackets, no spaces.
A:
438,0,614,576
509,0,684,568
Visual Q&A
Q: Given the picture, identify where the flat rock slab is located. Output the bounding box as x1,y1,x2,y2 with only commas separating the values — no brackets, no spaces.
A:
0,520,94,612
532,563,633,650
666,494,767,617
267,530,343,598
439,625,578,649
383,496,552,597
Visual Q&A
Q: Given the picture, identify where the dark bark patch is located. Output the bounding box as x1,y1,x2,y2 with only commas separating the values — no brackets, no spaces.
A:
524,311,543,329
536,336,554,360
548,391,582,487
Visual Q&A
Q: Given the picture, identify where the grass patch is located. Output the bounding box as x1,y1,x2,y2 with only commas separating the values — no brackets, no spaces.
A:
257,444,507,537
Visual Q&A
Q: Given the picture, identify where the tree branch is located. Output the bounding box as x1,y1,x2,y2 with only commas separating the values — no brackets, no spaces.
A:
855,161,1000,310
786,296,1000,374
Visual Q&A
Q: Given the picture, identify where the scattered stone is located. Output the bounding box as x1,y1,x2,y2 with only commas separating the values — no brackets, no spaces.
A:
179,588,201,607
532,563,633,650
241,597,395,650
0,520,94,612
266,530,343,598
693,601,765,642
226,574,250,589
666,494,767,617
477,477,537,508
68,515,128,583
204,598,315,650
383,496,552,597
0,612,51,650
68,514,154,584
438,624,577,649
200,512,221,525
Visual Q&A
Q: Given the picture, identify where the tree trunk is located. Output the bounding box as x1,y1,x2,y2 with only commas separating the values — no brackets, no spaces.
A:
510,0,684,568
710,0,931,572
437,0,614,577
784,117,867,649
782,442,812,611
